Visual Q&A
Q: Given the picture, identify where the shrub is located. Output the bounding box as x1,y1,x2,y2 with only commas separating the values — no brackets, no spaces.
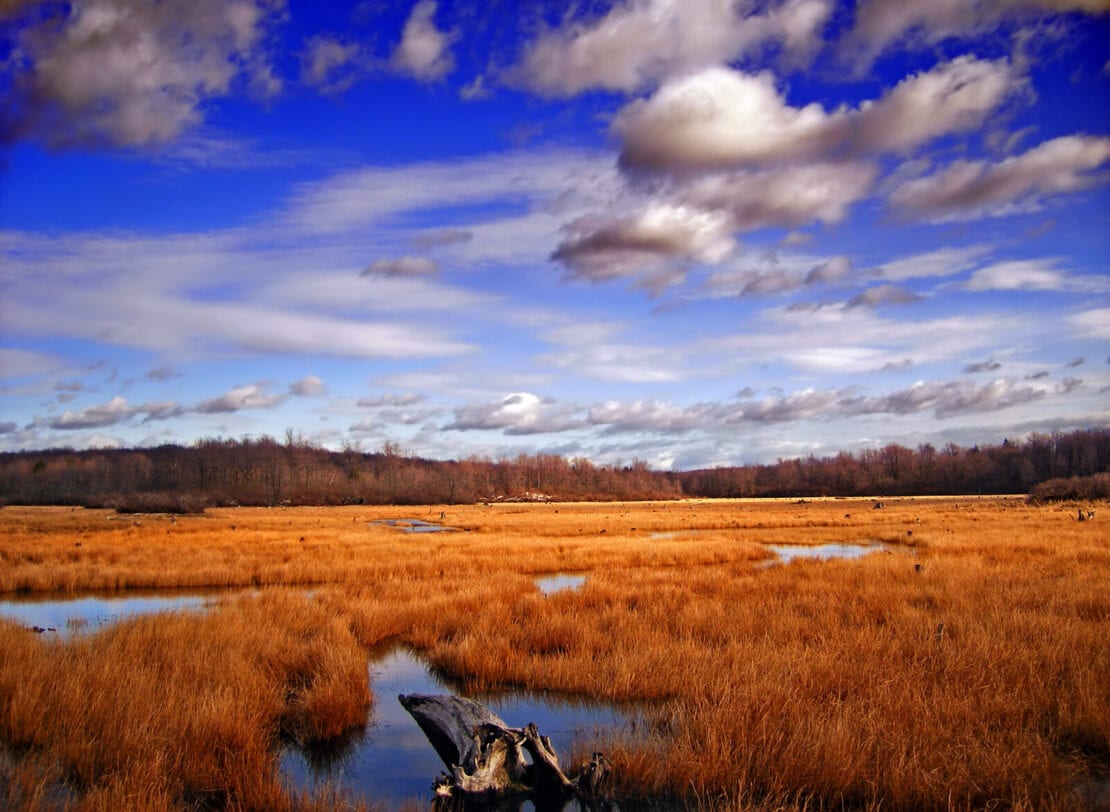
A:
111,491,209,514
1027,473,1110,504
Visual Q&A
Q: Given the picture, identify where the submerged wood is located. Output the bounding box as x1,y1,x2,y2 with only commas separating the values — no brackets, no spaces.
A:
398,693,607,806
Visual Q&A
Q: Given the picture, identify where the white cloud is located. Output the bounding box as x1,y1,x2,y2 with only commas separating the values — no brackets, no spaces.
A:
552,203,736,283
195,384,284,414
853,56,1021,154
47,396,182,429
711,308,1036,374
509,0,832,97
289,375,327,397
587,400,708,433
890,135,1110,220
7,0,284,148
850,0,1110,58
538,342,693,384
446,392,584,435
682,161,878,230
963,259,1067,291
391,0,455,81
614,67,847,171
613,57,1019,172
872,244,992,281
1067,308,1110,340
285,149,616,236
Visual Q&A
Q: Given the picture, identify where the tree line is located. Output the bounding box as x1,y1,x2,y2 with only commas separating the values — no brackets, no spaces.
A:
0,428,1107,509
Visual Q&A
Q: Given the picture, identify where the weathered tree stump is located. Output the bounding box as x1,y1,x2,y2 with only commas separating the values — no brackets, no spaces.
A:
399,693,608,808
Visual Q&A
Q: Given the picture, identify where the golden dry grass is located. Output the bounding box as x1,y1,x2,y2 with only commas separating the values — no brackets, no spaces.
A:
0,497,1107,809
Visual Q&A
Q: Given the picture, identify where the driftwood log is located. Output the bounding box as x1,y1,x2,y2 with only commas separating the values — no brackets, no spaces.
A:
398,693,611,808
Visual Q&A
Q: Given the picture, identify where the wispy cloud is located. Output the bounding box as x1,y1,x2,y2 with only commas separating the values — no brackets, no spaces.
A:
890,136,1110,221
508,0,832,97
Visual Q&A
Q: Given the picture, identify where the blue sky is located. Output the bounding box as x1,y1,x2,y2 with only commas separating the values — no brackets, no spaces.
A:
1,0,1108,468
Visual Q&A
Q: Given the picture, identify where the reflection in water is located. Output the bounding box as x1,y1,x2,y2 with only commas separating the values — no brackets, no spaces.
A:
763,543,882,565
0,591,220,639
370,519,459,533
535,573,587,595
281,647,629,808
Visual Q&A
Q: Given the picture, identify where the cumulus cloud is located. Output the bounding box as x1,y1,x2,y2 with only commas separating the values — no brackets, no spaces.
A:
195,384,285,414
301,36,363,93
349,392,438,431
289,375,327,397
446,392,583,435
843,378,1047,419
614,57,1018,173
551,203,735,282
891,135,1110,220
614,67,847,171
588,400,708,433
391,0,455,81
47,396,182,429
361,256,440,278
682,162,878,230
4,0,284,148
509,0,832,98
48,396,134,429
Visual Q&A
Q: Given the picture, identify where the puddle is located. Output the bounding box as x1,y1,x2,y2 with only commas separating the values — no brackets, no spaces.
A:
762,543,883,566
535,573,587,595
369,519,458,533
281,647,629,808
0,590,228,639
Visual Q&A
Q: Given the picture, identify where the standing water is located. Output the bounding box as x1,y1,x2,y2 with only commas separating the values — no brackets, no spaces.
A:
281,646,629,807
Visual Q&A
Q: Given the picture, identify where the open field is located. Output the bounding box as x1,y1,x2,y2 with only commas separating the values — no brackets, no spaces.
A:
1,498,1107,809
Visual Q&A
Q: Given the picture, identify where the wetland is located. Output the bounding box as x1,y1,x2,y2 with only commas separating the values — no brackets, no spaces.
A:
1,497,1106,810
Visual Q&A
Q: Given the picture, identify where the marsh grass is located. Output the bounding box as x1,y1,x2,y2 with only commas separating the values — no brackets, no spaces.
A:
0,591,371,810
0,497,1107,809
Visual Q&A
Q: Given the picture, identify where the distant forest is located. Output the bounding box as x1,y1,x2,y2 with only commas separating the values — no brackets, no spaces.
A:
1,429,1108,509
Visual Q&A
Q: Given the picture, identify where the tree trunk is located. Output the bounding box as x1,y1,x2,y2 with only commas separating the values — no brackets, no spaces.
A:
399,693,603,806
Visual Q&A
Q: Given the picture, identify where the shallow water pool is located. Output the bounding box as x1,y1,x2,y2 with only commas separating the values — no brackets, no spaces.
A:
281,646,629,807
0,590,224,639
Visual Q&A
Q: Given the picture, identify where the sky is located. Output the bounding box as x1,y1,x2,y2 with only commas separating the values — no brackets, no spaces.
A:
0,0,1108,470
